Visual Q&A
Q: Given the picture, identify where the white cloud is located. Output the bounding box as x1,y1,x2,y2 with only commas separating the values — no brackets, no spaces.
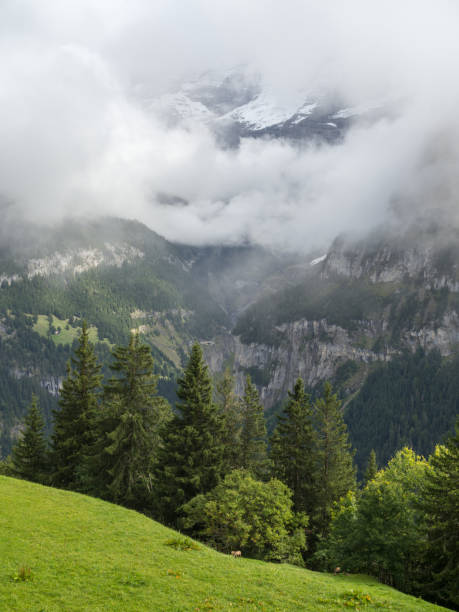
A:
1,0,459,250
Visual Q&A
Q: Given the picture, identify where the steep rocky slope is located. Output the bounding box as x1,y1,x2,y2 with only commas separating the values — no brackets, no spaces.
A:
202,223,459,470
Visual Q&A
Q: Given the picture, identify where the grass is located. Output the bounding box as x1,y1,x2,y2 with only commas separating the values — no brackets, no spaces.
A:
131,312,188,368
32,314,100,346
0,476,450,612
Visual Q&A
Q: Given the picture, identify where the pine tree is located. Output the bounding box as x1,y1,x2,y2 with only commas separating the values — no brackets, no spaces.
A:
313,382,356,536
88,333,170,509
364,449,378,485
215,368,242,474
270,378,317,514
155,343,224,524
420,418,459,608
51,321,102,490
239,375,269,479
11,394,48,483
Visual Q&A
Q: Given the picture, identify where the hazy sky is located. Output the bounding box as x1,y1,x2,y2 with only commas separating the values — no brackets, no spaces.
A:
2,0,459,250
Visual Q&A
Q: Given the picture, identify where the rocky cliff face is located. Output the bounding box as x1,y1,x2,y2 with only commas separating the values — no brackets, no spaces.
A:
322,230,459,291
0,243,145,283
204,228,459,410
205,309,459,410
205,318,388,408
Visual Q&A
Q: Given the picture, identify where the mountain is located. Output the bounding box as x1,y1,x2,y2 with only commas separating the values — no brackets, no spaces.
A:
0,69,457,468
148,66,388,145
0,215,457,471
215,220,459,468
0,216,297,456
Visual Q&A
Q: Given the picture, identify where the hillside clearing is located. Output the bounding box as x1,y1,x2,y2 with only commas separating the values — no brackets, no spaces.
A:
0,476,450,612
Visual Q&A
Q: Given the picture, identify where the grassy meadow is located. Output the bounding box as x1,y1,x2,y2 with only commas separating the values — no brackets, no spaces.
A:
0,476,450,612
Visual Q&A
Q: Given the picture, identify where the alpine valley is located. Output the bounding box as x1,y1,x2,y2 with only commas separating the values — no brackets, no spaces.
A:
0,68,458,472
1,213,458,472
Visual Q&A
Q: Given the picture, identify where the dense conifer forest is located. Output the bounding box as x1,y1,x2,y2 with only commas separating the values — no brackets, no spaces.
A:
2,327,457,610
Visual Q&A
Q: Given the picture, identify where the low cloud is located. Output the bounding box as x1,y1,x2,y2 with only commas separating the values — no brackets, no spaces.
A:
1,0,459,251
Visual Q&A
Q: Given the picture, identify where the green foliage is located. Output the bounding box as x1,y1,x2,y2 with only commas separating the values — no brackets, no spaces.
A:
155,343,224,524
318,448,429,593
0,314,63,457
239,376,269,479
0,456,14,476
234,272,458,347
313,383,356,536
270,378,317,515
233,278,398,345
346,348,459,472
86,333,171,509
215,368,243,473
317,589,391,609
182,469,308,564
165,536,200,551
364,450,378,485
11,565,33,583
11,394,48,483
420,420,459,609
51,321,102,490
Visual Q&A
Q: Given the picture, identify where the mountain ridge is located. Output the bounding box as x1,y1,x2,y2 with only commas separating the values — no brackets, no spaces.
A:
0,216,457,470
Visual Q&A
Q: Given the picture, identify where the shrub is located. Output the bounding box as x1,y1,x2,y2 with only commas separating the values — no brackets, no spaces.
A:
165,536,200,551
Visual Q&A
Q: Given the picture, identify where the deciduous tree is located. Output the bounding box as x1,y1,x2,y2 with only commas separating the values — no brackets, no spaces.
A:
182,469,307,564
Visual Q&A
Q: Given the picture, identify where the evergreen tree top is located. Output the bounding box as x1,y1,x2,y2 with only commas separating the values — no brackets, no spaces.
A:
364,449,378,485
105,332,158,405
176,342,213,416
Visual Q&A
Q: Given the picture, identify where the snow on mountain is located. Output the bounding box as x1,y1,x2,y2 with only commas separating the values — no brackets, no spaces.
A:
149,92,216,125
145,68,387,140
332,101,386,120
224,90,319,131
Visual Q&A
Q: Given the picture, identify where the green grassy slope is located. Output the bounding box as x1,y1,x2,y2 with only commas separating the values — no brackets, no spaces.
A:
0,477,450,612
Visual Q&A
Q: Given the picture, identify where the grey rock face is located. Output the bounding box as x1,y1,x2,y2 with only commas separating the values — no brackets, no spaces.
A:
204,229,459,410
322,231,459,291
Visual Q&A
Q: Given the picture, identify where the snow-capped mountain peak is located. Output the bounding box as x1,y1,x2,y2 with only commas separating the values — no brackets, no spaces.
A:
144,68,388,143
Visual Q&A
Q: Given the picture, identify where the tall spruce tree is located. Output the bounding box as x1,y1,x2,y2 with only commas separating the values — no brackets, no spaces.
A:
239,375,269,479
87,333,170,509
155,343,224,524
313,382,356,536
11,394,48,483
215,368,242,474
51,321,102,490
420,418,459,608
270,378,317,514
364,449,378,485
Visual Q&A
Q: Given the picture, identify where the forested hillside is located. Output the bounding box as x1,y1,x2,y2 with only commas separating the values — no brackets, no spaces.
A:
4,331,457,610
346,349,459,470
1,217,458,475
